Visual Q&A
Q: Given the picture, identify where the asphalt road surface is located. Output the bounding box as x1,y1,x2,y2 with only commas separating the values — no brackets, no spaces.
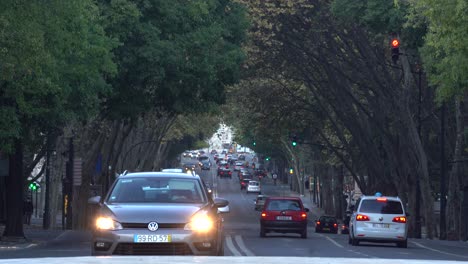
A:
1,153,467,261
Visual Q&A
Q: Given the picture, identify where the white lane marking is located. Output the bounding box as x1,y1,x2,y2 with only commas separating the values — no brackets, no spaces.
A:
225,235,242,256
235,235,255,256
319,234,344,248
412,241,468,259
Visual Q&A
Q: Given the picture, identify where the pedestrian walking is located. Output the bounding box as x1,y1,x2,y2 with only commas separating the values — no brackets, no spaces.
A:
24,199,33,225
272,173,278,186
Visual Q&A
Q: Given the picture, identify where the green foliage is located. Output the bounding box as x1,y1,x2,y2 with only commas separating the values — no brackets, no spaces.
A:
0,0,116,153
331,0,426,48
415,0,468,101
102,0,248,119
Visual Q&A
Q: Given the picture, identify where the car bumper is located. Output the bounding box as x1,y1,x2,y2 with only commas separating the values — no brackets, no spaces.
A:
261,220,307,231
353,226,407,241
247,188,261,193
92,228,219,256
316,226,338,233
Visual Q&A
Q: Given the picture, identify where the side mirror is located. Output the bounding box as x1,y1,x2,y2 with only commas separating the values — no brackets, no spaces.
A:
218,205,230,214
214,198,229,208
305,208,310,212
88,196,101,205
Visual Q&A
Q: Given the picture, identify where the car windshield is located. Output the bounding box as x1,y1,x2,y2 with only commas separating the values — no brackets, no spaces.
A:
359,200,404,214
266,200,302,211
107,177,206,204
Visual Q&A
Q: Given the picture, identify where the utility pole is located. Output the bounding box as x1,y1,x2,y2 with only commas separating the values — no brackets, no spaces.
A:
43,133,51,229
440,103,447,240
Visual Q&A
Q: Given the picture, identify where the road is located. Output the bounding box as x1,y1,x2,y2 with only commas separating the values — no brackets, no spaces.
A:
1,153,467,261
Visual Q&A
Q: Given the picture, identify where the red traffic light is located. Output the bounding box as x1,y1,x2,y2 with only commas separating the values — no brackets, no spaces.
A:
391,39,399,48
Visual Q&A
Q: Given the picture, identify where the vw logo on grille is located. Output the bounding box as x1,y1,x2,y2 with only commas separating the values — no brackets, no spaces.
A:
379,217,383,222
148,222,159,231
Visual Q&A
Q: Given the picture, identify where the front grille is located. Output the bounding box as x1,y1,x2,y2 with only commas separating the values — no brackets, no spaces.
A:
121,223,185,229
113,242,193,255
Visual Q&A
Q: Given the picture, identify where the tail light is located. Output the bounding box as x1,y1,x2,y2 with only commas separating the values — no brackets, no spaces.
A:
392,216,407,223
229,171,232,175
316,221,321,225
356,214,370,221
261,212,267,218
333,223,337,227
301,213,307,218
376,197,387,202
341,225,346,229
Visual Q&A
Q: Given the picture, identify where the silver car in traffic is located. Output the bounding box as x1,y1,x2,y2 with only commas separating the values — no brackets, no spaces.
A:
89,172,229,256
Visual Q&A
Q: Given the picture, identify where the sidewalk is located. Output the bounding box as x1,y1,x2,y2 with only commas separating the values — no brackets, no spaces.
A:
0,215,65,250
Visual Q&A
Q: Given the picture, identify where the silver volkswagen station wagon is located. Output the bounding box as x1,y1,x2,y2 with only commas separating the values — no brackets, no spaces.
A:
89,172,229,256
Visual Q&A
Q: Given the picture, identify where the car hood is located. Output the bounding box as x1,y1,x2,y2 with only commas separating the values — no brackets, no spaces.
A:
101,203,206,223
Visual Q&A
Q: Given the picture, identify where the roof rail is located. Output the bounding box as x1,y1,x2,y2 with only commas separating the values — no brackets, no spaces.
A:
121,170,128,176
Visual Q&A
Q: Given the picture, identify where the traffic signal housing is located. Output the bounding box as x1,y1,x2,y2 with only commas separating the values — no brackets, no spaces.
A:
292,135,297,147
391,39,400,64
29,182,38,191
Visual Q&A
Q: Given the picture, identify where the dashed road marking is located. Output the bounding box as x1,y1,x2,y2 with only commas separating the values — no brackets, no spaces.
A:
412,241,468,259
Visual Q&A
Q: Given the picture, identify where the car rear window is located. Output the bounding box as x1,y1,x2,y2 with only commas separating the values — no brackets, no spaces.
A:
249,181,259,186
266,199,302,211
359,199,404,214
319,216,336,223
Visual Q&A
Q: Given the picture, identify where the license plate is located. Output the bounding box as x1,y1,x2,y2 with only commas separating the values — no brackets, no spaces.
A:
276,216,292,221
372,223,390,228
323,228,330,231
133,234,171,243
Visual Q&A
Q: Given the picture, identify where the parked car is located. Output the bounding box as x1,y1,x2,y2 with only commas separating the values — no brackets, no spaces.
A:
246,180,261,194
210,149,217,154
349,194,408,248
315,215,338,234
89,171,229,256
260,196,309,238
254,195,269,211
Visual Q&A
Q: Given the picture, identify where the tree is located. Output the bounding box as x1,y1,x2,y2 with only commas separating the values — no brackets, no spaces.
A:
0,0,116,237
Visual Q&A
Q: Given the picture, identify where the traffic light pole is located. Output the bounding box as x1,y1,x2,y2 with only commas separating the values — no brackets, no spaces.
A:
43,133,51,229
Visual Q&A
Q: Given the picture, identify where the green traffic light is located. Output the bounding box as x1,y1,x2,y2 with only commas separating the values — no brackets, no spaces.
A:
292,141,297,147
253,142,256,146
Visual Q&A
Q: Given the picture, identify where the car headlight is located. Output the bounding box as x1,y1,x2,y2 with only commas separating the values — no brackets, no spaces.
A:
184,211,213,232
96,217,123,231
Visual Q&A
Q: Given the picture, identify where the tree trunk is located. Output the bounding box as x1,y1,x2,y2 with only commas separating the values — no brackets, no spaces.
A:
447,99,464,240
2,140,25,239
